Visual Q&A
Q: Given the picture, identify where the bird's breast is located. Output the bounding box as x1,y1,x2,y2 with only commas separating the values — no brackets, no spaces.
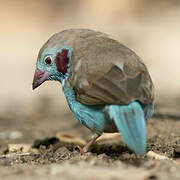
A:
62,83,118,134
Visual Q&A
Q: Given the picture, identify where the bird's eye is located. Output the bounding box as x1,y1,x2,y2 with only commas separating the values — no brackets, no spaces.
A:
44,56,52,65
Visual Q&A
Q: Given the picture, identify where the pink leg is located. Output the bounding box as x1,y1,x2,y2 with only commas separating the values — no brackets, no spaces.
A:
83,133,100,152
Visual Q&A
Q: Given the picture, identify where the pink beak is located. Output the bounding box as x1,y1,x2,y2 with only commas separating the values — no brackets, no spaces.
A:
32,69,49,90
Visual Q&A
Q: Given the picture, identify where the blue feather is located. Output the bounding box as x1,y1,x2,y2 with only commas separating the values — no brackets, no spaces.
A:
108,102,146,155
63,83,107,135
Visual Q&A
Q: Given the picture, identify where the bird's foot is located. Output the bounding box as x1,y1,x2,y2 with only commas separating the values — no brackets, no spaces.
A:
76,133,100,155
75,145,85,155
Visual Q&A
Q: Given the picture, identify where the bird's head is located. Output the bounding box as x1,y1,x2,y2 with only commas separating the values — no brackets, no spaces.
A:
32,46,72,90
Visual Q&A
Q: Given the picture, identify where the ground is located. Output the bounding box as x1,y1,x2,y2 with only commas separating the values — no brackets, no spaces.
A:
0,97,180,180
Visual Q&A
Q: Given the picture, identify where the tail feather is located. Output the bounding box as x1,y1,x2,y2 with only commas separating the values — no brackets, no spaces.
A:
108,101,146,155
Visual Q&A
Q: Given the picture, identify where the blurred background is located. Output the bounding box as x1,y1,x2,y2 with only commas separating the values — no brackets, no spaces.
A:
0,1,180,175
0,0,180,113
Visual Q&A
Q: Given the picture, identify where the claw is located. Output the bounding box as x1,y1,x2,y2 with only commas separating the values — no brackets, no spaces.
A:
75,145,85,156
75,133,100,155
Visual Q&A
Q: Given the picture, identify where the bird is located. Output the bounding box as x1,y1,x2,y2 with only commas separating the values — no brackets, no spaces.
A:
32,29,154,155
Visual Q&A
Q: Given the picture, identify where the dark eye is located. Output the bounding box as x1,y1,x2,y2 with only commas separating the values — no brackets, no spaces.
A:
44,56,52,65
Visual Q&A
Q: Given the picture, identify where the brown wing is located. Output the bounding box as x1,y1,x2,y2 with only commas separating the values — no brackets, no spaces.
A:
69,62,154,105
72,64,153,105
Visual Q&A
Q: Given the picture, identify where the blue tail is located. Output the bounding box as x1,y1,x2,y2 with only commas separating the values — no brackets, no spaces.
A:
108,101,146,155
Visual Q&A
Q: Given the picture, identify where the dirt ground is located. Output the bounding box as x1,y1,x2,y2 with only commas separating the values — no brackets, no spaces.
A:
0,97,180,180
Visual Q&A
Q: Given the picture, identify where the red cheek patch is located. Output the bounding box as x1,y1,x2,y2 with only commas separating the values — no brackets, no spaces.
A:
55,49,69,75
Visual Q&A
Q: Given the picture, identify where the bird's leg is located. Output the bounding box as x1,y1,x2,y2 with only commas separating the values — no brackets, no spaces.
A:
83,133,100,153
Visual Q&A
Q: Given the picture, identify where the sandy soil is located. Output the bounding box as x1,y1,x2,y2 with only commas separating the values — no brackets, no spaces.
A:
0,98,179,180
